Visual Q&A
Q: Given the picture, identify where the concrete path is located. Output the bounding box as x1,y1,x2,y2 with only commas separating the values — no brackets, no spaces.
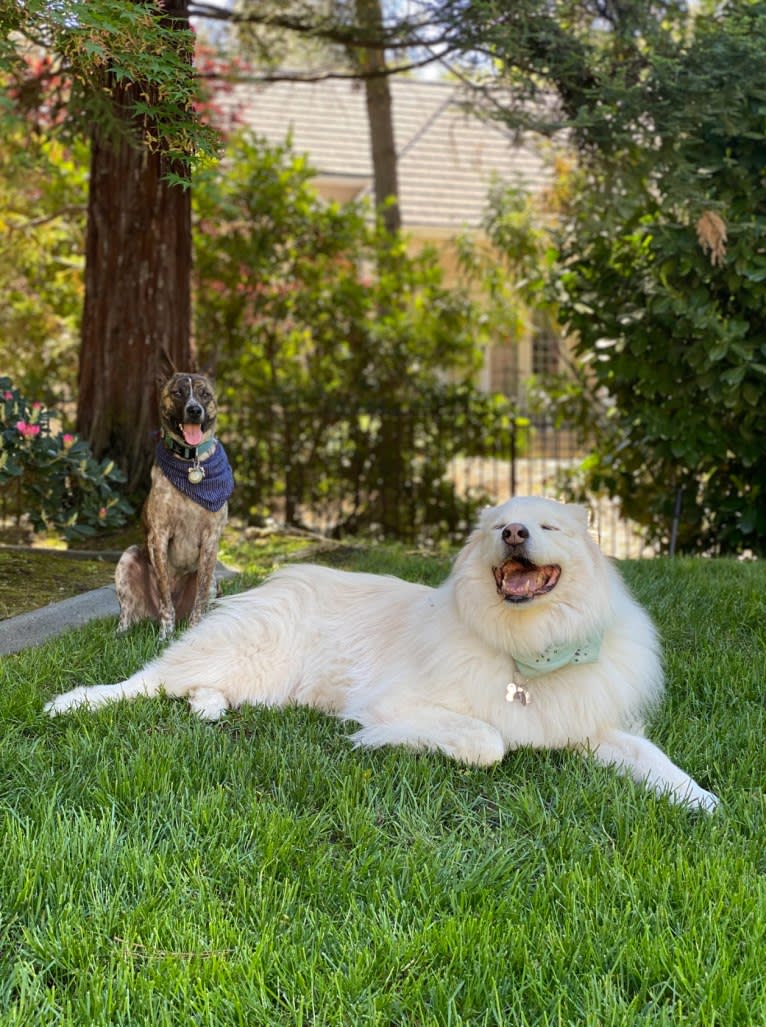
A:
0,586,119,655
0,564,237,656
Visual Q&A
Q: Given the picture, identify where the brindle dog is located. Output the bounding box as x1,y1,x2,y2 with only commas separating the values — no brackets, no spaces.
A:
115,372,234,640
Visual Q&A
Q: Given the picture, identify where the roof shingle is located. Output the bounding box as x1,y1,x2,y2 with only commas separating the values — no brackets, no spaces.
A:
226,76,553,231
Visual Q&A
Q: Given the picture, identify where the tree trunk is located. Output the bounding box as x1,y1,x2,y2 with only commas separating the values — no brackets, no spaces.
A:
354,0,401,235
77,0,193,497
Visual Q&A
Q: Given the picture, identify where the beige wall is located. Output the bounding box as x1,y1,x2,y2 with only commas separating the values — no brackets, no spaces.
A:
308,185,559,399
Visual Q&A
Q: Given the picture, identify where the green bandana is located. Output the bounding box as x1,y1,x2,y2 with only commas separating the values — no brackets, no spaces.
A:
514,636,602,679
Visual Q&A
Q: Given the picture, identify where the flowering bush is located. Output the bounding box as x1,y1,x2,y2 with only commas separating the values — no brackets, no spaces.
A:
0,377,132,540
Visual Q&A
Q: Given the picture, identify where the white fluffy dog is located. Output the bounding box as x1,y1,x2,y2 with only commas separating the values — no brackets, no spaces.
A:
46,496,718,811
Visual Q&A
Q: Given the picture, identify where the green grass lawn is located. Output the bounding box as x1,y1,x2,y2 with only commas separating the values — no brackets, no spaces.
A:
1,542,765,1026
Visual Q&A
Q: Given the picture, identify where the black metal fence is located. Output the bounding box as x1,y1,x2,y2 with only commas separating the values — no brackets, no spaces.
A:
0,398,649,557
223,397,650,558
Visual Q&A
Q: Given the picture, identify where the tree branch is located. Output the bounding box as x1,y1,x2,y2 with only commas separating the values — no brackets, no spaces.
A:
188,2,457,54
7,205,88,231
195,49,458,85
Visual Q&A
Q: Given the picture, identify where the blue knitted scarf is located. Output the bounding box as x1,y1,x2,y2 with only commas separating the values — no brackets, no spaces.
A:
155,439,234,513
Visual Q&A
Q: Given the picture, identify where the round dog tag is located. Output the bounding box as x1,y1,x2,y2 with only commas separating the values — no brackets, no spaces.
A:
188,464,205,485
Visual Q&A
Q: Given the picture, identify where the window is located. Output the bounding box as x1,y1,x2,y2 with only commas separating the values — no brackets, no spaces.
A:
489,342,519,396
531,316,560,377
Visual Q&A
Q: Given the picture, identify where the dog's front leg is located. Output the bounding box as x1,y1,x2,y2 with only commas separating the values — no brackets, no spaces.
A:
586,729,719,812
146,530,175,640
189,528,220,628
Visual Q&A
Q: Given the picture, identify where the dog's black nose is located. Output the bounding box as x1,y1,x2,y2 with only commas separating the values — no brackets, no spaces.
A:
502,522,529,546
185,401,204,422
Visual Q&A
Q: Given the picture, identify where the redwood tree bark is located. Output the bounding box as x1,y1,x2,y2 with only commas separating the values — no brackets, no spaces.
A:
77,0,193,497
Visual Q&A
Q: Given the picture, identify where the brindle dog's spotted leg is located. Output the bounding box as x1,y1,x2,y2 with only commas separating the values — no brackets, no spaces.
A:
189,527,221,628
146,528,176,640
115,546,160,631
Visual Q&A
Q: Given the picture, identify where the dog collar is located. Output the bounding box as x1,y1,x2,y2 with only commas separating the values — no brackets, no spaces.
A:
506,635,603,706
160,430,216,462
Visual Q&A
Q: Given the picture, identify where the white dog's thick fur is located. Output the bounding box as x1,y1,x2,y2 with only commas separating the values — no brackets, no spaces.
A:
46,496,718,811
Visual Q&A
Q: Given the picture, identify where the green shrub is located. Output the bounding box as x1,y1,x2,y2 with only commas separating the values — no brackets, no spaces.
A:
194,133,516,540
547,4,766,555
0,377,132,540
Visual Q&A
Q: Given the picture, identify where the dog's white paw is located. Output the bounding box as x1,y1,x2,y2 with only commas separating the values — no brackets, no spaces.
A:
45,686,99,716
678,784,720,814
187,687,229,721
351,718,506,767
441,727,506,767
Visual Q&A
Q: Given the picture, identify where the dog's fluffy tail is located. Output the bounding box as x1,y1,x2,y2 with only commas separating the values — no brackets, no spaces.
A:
45,668,163,716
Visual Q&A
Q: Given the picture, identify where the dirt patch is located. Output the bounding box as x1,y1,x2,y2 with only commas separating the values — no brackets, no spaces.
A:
0,549,117,620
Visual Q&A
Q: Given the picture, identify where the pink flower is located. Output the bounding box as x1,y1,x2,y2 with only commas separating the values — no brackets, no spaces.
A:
62,433,75,448
15,421,41,439
3,391,13,400
98,507,107,519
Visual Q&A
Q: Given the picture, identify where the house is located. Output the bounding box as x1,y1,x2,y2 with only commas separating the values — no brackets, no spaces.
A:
226,75,560,396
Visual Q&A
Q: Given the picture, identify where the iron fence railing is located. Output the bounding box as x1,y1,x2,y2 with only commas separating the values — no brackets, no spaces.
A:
222,398,651,558
0,401,651,558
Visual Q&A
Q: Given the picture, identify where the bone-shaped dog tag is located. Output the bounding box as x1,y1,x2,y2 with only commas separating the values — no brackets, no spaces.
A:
506,682,531,706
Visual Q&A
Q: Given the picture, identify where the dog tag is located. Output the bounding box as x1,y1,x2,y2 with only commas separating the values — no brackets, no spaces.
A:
506,682,531,706
188,463,205,485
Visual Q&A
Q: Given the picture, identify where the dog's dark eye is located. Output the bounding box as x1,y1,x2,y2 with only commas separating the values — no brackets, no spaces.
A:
541,524,559,531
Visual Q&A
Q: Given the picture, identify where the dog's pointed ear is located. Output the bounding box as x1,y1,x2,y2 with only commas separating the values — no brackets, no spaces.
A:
158,348,177,385
196,350,216,379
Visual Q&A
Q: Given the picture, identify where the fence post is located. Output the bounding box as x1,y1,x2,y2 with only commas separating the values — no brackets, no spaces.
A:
669,486,683,557
510,419,517,498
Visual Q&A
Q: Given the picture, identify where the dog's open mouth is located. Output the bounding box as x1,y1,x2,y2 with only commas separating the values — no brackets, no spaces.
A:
493,559,561,603
180,423,204,446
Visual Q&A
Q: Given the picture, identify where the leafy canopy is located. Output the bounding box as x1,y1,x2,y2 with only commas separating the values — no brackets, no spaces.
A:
0,0,217,169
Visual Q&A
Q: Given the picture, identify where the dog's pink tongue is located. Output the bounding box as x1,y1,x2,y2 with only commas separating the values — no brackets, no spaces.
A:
182,424,203,446
499,565,542,597
494,560,561,598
